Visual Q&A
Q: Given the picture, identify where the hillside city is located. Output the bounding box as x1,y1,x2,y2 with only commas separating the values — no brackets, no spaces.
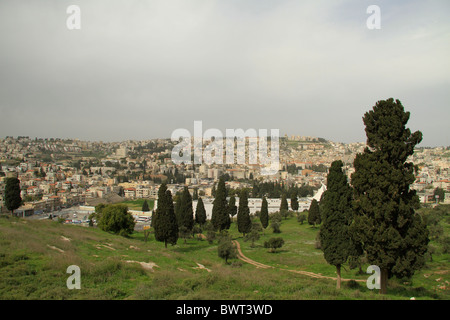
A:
1,135,449,220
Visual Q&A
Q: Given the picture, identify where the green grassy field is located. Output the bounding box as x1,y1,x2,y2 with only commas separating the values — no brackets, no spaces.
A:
0,207,448,300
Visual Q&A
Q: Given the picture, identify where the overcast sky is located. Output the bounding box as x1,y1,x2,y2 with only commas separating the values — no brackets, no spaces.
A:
0,0,449,146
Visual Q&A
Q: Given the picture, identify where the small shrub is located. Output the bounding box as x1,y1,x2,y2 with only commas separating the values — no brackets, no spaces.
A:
264,237,284,253
345,279,360,289
271,220,281,234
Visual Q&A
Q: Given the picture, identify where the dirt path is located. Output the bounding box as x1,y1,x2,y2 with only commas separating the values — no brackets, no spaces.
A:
233,240,365,283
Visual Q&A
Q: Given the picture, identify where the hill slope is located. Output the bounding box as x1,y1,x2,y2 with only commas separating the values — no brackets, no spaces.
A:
0,212,448,300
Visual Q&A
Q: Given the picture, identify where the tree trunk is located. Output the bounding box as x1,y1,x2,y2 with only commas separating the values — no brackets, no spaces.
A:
380,268,388,294
336,264,341,289
164,240,168,248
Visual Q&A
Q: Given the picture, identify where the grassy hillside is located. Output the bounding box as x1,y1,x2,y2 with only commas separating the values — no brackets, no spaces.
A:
0,207,448,300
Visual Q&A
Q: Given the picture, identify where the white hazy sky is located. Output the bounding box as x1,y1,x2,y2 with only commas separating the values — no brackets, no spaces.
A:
0,0,449,146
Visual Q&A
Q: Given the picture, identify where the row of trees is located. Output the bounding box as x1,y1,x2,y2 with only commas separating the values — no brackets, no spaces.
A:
152,177,273,249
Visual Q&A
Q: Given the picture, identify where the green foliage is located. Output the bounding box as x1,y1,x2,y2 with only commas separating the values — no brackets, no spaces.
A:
264,237,285,253
179,187,194,233
308,199,320,227
228,195,237,218
433,187,445,203
244,222,262,248
319,160,361,286
217,231,236,264
204,221,216,244
142,200,150,212
280,193,288,212
297,213,307,224
237,189,252,236
97,204,135,237
211,178,230,231
153,184,179,248
270,212,282,233
4,177,22,214
195,197,207,226
290,194,299,211
260,197,269,230
351,98,429,289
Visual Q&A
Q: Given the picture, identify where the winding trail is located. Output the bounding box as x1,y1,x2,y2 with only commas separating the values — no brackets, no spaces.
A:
232,240,366,283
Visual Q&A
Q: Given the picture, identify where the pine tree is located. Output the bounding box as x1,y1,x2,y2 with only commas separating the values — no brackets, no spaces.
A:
195,197,207,226
211,178,230,231
308,199,320,227
154,184,179,248
319,160,356,289
4,177,22,215
260,197,269,231
237,189,252,236
351,98,429,294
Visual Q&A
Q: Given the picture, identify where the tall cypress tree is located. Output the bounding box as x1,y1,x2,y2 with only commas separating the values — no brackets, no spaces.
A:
211,178,230,231
195,197,207,226
308,199,320,227
280,193,288,212
154,184,179,248
237,189,252,236
142,200,150,212
5,177,22,215
179,186,194,233
260,197,269,231
290,192,299,211
319,160,356,289
351,98,429,294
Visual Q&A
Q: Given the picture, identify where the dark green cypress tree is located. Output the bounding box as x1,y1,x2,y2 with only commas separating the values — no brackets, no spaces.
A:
280,193,288,212
4,177,22,215
290,192,299,211
260,197,269,231
237,189,252,236
319,160,356,289
351,98,429,294
179,186,194,234
154,184,179,248
308,199,320,227
195,197,207,226
142,200,150,212
211,178,230,231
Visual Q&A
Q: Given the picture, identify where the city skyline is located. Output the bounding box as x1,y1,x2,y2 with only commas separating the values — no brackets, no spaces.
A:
0,0,449,147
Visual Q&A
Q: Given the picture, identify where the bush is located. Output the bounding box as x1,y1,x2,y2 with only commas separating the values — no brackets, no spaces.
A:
217,231,236,264
271,220,281,233
297,213,307,224
97,204,135,237
264,237,284,253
